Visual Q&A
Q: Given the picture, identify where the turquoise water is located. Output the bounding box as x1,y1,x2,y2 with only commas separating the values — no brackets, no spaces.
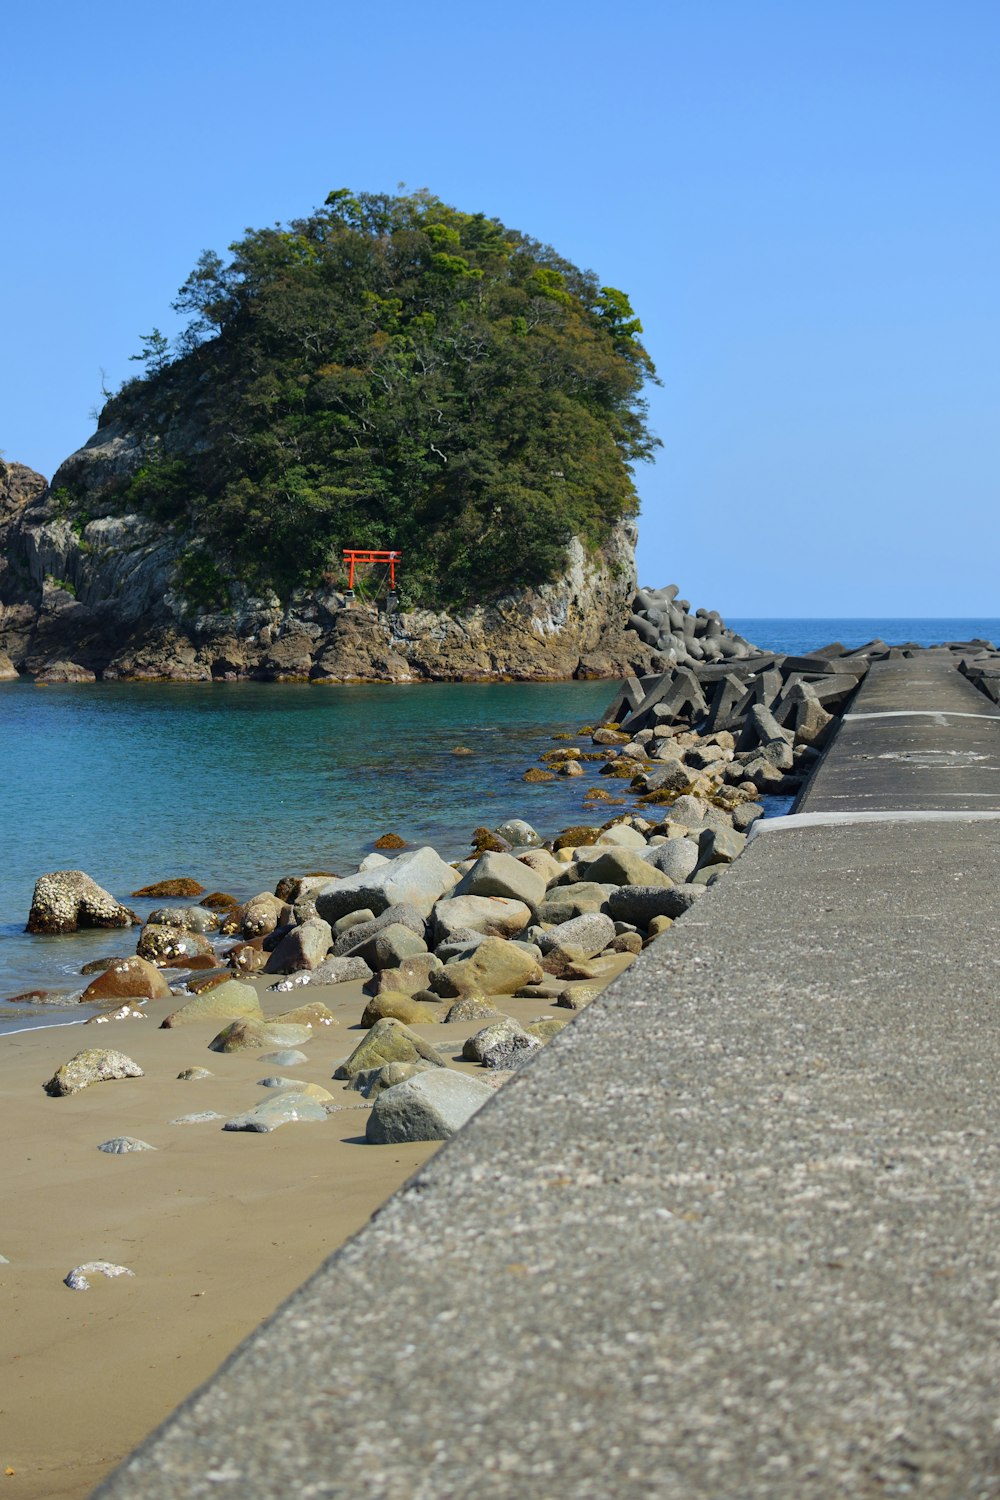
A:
4,618,997,1013
0,678,614,1003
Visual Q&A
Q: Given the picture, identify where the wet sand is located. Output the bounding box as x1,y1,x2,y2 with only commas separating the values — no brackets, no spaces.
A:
0,975,564,1498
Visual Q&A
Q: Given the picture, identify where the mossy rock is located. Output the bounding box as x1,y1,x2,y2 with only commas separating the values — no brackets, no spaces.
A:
132,877,205,898
552,826,600,852
200,891,240,912
470,827,510,853
333,1018,446,1080
522,768,554,783
374,832,407,850
600,761,641,780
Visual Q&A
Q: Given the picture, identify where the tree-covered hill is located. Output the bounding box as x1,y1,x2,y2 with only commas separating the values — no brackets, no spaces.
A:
80,189,659,609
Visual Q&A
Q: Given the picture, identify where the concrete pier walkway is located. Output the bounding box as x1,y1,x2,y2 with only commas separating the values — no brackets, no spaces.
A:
96,657,1000,1499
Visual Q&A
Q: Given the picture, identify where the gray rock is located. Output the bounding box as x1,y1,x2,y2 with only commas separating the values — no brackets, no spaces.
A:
367,953,443,997
697,826,747,866
170,1111,226,1124
431,894,532,943
146,905,220,934
263,917,333,974
307,955,373,985
539,912,617,962
585,849,673,890
537,883,615,924
97,1136,156,1153
223,1092,330,1132
493,818,541,847
642,838,700,882
451,852,546,910
594,823,647,850
443,997,504,1022
463,1018,542,1070
176,1067,214,1080
315,847,460,923
346,1059,438,1100
333,908,376,937
332,904,427,959
732,801,765,833
352,922,428,971
366,1070,494,1144
259,1049,309,1066
605,884,706,926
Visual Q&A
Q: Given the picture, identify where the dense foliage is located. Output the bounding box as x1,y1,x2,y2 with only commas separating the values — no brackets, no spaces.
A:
101,189,659,607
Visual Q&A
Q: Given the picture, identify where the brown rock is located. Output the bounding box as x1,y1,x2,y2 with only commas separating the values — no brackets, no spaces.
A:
82,957,172,1003
131,878,205,898
360,992,441,1027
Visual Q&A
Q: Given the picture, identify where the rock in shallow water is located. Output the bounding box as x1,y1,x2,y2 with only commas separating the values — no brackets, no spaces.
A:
27,870,137,935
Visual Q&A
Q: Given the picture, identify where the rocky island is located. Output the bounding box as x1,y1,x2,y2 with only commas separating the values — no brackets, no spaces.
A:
0,189,757,684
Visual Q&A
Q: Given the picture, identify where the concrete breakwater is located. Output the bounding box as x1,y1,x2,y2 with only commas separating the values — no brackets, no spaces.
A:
92,644,1000,1498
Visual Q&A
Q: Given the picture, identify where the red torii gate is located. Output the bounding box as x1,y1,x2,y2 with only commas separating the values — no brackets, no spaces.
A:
342,549,401,608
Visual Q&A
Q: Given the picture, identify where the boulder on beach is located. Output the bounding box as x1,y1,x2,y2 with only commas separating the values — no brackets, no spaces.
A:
332,903,426,958
452,851,546,910
315,846,460,923
272,1000,338,1028
333,1017,447,1080
161,980,262,1027
366,1069,494,1144
605,883,705,926
44,1048,144,1096
352,922,428,971
208,1019,313,1053
81,956,172,1003
26,871,137,935
223,1091,330,1132
360,991,441,1027
263,917,333,974
463,1018,541,1070
431,894,532,944
366,953,442,997
429,936,543,999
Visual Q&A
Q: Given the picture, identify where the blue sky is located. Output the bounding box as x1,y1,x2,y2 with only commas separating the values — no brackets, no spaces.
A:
3,1,998,615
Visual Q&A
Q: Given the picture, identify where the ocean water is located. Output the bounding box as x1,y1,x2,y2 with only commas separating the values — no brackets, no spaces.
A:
729,618,1000,655
0,678,615,1008
3,618,996,1018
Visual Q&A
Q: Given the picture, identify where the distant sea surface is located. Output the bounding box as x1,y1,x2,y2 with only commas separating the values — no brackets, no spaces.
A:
2,618,996,1017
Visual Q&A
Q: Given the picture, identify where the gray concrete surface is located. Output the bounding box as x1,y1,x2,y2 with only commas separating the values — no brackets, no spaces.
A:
95,657,1000,1499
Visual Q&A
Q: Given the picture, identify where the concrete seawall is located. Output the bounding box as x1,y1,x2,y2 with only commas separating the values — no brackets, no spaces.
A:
95,654,1000,1498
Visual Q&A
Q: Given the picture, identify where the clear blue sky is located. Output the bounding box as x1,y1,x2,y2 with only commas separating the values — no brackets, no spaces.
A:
3,1,998,615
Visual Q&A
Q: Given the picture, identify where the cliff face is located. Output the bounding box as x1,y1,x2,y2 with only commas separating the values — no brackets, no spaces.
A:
0,440,657,682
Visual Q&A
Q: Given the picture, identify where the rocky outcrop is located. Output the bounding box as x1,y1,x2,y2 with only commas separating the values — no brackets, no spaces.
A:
0,435,668,680
0,435,753,682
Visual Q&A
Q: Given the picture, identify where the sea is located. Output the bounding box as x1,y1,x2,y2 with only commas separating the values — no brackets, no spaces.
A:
2,618,997,1029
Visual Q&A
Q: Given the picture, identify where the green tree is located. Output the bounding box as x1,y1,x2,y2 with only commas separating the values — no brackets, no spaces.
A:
91,189,659,605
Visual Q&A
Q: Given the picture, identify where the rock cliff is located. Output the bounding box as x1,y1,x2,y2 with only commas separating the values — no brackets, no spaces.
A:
0,447,661,682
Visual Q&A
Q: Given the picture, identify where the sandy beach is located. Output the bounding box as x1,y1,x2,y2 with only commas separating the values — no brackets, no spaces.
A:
0,973,569,1498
